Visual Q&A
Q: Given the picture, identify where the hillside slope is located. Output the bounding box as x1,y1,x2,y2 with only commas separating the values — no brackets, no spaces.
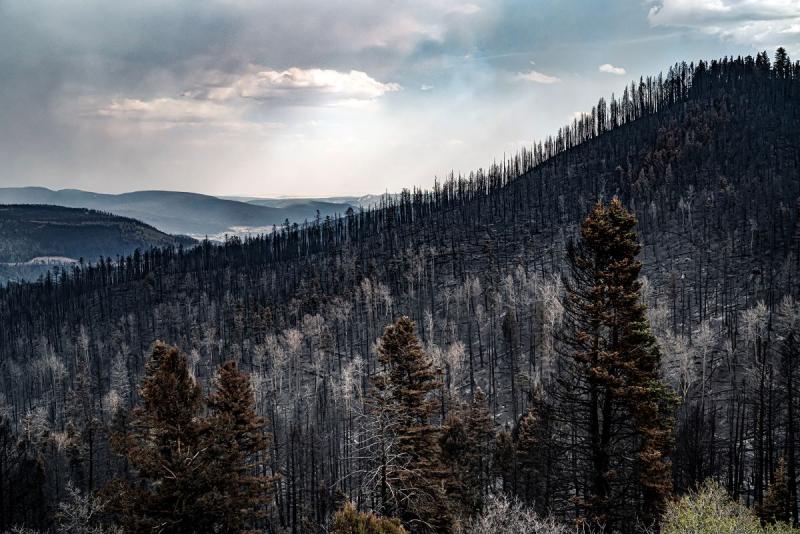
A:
0,205,194,281
1,53,799,530
0,188,355,236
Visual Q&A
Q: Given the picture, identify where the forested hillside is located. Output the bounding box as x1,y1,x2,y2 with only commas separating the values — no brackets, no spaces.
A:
0,205,195,283
0,188,357,236
1,50,800,533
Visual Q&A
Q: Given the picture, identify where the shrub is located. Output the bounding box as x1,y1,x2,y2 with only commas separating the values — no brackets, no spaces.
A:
332,502,409,534
462,495,574,534
662,480,800,534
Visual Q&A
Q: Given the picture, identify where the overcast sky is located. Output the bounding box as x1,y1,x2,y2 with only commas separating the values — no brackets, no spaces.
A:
1,0,798,197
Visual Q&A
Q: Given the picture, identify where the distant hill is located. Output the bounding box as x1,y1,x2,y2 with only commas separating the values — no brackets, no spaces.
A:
222,194,391,209
245,198,354,213
220,195,356,205
0,204,194,282
0,188,357,236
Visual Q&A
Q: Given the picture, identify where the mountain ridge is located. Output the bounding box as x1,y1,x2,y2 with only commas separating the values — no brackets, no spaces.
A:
0,187,359,236
0,204,195,283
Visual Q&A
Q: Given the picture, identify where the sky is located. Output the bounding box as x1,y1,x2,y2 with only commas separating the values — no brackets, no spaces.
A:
1,0,798,197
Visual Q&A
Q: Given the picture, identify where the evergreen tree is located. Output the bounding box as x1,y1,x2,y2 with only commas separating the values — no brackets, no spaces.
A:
371,316,452,533
515,390,558,515
760,457,792,524
204,360,276,533
493,426,516,495
108,342,212,533
440,407,469,516
110,347,277,533
560,198,677,529
441,389,494,521
464,388,494,510
774,47,792,79
516,407,546,509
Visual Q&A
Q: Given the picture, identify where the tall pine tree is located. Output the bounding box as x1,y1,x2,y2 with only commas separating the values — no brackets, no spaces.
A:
204,360,277,533
559,198,677,530
371,316,452,533
109,344,276,533
440,390,494,520
109,342,210,533
760,457,792,524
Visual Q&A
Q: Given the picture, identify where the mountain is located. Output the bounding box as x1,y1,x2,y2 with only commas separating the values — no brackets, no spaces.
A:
242,198,358,218
0,204,195,282
1,53,799,531
0,188,356,236
221,194,389,208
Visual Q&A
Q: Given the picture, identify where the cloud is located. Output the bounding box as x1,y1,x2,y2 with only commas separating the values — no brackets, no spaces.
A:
96,98,237,124
446,3,481,15
648,0,800,45
90,65,399,131
516,69,560,84
599,63,626,75
199,67,401,102
420,84,435,91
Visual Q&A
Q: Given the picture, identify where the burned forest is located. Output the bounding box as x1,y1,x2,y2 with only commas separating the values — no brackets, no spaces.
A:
1,50,800,533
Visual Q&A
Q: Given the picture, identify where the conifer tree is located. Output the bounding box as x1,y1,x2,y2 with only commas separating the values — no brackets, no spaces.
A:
110,347,277,533
371,316,452,533
515,390,558,514
560,198,677,529
440,407,469,516
464,388,494,510
441,389,494,520
516,408,543,507
493,426,516,495
204,360,276,533
760,457,792,525
108,342,211,533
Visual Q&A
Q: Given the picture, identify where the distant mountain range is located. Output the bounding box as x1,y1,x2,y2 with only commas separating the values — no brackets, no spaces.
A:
0,204,195,283
0,187,367,237
220,194,389,208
